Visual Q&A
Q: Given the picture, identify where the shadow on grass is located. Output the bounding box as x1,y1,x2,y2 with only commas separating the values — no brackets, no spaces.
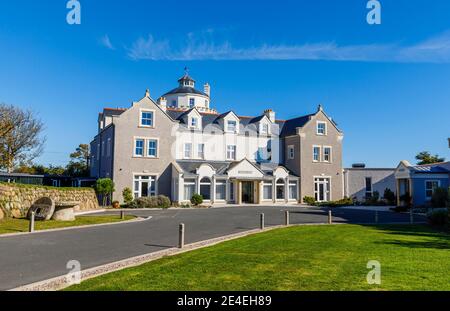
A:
361,224,450,250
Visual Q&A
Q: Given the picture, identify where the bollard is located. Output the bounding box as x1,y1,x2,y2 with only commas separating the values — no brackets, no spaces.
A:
178,223,185,248
410,208,414,224
375,211,379,224
328,209,332,225
29,211,35,233
260,213,265,230
285,211,290,226
120,211,125,220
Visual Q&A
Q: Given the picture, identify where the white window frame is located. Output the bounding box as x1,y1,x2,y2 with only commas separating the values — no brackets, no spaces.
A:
226,145,237,160
134,138,145,157
215,179,227,201
133,174,157,199
314,177,331,202
184,143,192,159
316,121,327,135
261,123,269,135
190,117,198,129
323,146,332,163
276,178,285,200
289,180,298,200
288,145,295,160
425,180,440,199
313,145,321,162
189,98,195,108
183,178,196,201
197,143,205,159
227,120,237,133
140,109,155,128
263,181,273,201
147,139,159,158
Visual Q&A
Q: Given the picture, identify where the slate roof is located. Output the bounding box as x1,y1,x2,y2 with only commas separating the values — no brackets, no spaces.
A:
411,162,450,174
101,104,333,138
176,160,232,176
175,160,298,177
162,86,209,97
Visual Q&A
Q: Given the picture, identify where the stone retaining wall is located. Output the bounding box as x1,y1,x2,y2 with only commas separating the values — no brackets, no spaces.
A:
0,183,99,219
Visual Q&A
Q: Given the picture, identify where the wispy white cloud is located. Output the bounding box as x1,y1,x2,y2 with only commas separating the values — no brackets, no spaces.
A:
126,31,450,63
100,34,115,50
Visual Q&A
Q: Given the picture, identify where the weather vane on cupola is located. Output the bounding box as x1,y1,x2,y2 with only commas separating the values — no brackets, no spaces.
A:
184,66,189,76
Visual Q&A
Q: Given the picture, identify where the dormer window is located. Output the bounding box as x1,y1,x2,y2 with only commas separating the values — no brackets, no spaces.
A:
317,121,327,135
261,123,269,135
190,117,198,128
227,120,237,132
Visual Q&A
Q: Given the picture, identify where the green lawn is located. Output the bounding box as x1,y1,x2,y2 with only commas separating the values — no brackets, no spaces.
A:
0,215,135,235
66,224,450,291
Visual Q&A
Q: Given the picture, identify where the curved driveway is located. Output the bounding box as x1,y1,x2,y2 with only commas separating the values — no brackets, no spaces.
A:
0,205,423,290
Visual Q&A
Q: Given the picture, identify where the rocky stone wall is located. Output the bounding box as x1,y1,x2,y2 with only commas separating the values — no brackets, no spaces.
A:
0,183,99,219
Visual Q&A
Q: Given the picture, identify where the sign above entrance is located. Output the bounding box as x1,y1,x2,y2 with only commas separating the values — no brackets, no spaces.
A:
228,159,264,179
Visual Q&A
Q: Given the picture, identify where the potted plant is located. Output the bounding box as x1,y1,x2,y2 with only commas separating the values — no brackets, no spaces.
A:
112,200,120,209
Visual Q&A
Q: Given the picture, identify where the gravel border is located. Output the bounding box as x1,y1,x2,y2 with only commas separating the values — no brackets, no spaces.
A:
0,216,151,238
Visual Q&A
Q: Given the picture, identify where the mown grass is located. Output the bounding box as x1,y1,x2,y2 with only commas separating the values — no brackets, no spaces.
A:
0,215,135,235
66,224,450,291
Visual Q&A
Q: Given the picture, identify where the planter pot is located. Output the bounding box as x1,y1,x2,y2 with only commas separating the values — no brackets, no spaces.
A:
112,202,120,209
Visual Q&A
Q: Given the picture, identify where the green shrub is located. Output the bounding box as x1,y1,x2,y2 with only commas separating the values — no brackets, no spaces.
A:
383,188,396,205
122,187,134,206
129,195,171,209
319,197,353,208
303,196,316,205
427,208,449,226
156,195,171,209
190,193,203,206
431,187,448,208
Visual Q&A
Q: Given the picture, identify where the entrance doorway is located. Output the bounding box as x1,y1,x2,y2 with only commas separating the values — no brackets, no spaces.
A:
314,177,330,202
241,181,255,203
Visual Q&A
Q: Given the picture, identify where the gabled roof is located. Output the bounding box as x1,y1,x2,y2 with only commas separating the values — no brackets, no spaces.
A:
279,114,314,136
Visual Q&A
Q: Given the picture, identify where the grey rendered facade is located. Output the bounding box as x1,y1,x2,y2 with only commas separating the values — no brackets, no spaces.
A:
343,168,396,202
90,73,345,204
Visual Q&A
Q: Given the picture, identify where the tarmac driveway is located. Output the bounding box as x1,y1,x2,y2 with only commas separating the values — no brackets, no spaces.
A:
0,205,424,290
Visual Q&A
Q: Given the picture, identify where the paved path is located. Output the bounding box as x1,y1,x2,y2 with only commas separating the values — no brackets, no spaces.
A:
0,206,424,290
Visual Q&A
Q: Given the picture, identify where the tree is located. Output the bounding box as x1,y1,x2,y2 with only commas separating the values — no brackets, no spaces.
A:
0,104,45,172
95,178,115,206
415,151,445,165
66,144,90,177
122,187,134,206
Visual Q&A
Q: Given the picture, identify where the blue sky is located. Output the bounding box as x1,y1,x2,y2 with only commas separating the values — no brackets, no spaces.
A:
0,0,449,167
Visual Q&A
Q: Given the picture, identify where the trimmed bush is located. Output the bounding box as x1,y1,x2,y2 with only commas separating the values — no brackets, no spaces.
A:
122,187,134,206
427,208,449,226
191,193,203,206
129,195,171,209
318,197,353,208
431,187,448,208
303,196,316,205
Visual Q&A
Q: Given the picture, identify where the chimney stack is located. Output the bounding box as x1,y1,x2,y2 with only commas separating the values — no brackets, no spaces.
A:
159,97,167,111
145,89,150,98
264,109,275,123
204,83,210,97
